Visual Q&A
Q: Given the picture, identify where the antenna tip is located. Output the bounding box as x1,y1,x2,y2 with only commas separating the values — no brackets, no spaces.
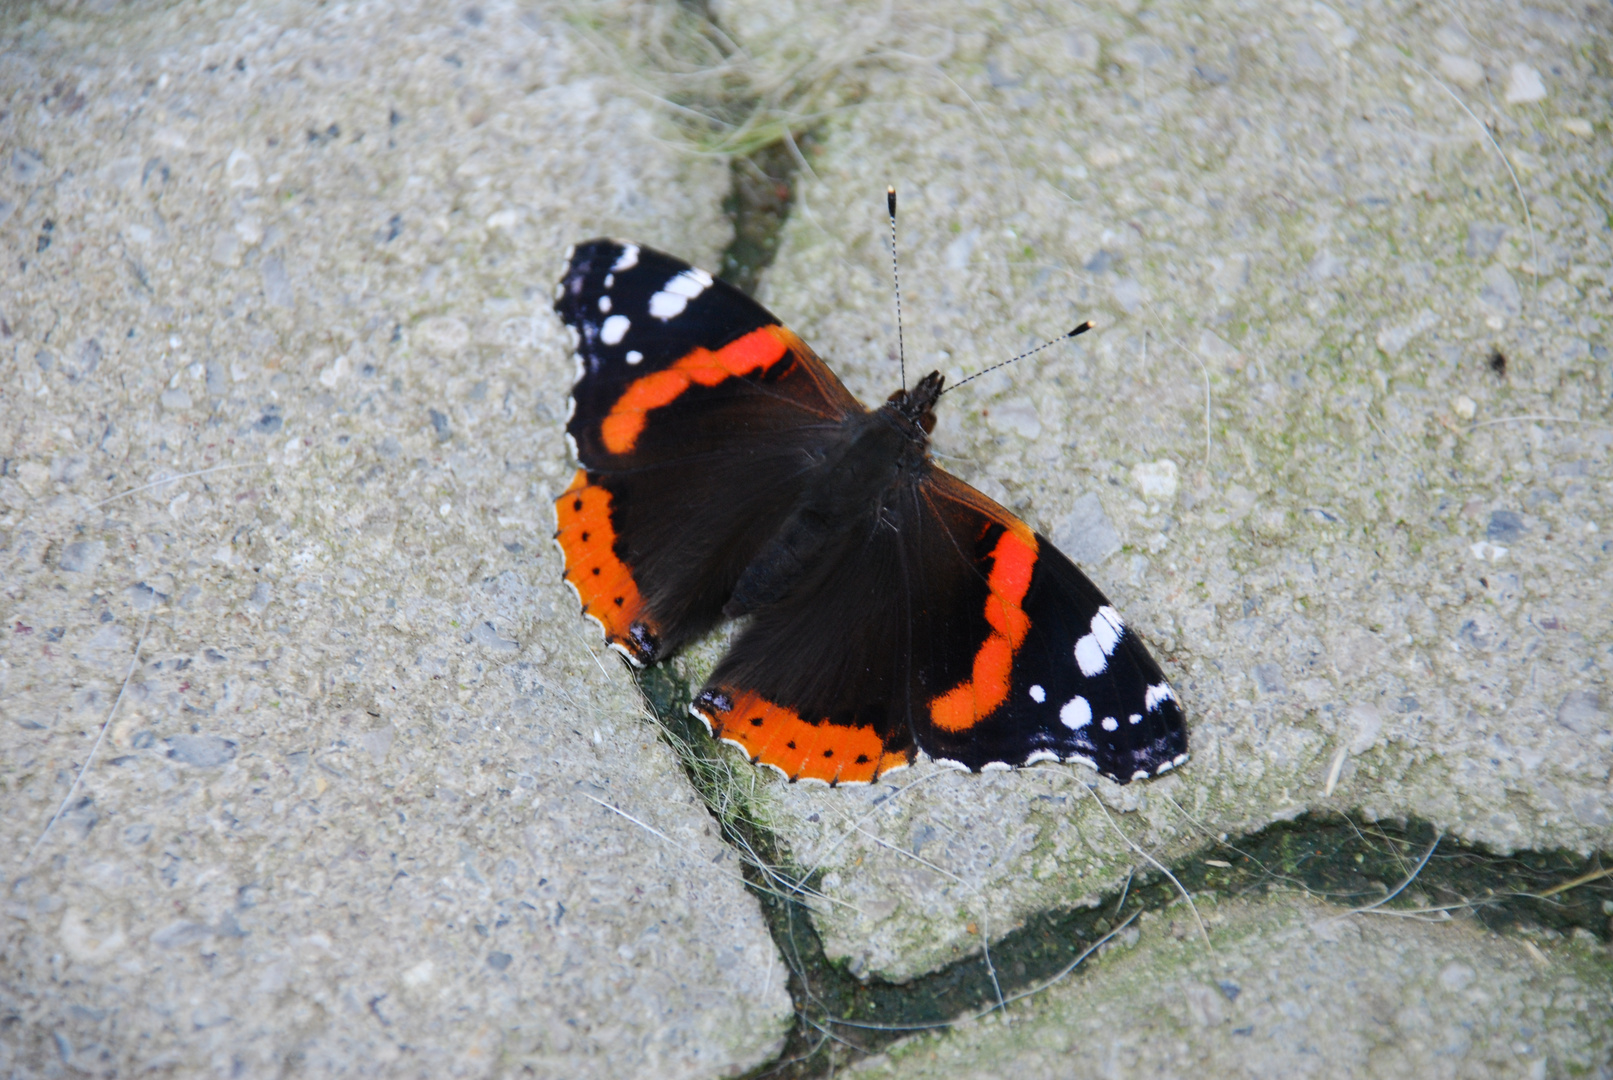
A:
886,186,897,217
1069,320,1095,337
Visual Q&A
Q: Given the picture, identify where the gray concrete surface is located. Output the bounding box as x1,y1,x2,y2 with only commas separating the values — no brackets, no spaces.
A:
678,0,1613,983
859,893,1613,1079
3,0,1610,1075
0,2,790,1076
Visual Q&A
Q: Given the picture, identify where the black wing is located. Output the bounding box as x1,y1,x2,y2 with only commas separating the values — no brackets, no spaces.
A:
554,240,862,664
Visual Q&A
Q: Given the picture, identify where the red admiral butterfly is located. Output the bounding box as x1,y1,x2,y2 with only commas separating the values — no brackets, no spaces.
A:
553,237,1188,785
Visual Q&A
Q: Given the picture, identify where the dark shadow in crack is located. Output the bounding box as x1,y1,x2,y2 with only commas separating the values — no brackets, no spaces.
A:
718,135,816,297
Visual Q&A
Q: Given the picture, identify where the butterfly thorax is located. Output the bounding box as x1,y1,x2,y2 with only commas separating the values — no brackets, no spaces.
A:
722,375,940,618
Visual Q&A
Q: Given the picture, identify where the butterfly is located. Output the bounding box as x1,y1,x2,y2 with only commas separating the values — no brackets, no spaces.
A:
552,238,1187,785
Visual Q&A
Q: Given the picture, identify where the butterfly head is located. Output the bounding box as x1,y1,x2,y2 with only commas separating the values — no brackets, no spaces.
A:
887,370,944,434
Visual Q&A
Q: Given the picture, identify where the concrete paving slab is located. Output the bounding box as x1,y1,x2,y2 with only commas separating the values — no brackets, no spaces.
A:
860,894,1613,1078
0,1,790,1076
674,0,1613,981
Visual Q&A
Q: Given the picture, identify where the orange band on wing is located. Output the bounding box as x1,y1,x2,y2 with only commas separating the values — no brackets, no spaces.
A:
554,469,657,661
928,525,1038,732
600,325,793,454
697,689,909,785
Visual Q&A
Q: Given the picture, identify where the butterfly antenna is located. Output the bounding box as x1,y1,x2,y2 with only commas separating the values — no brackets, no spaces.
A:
887,185,906,392
946,321,1095,393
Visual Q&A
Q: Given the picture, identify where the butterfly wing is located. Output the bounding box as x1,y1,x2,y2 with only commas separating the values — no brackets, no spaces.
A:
554,240,863,664
690,465,1188,785
911,470,1189,782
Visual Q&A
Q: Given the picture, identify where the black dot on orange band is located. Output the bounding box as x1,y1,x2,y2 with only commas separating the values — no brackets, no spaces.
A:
823,749,833,757
856,754,869,764
786,741,796,749
613,596,624,606
572,498,583,511
749,717,764,726
591,567,601,575
580,531,590,541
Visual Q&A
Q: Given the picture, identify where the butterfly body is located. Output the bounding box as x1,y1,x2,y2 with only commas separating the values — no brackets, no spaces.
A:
553,239,1188,786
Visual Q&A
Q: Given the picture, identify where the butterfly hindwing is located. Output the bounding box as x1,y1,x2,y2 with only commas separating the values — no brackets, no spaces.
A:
554,240,863,664
692,465,1187,785
911,471,1189,781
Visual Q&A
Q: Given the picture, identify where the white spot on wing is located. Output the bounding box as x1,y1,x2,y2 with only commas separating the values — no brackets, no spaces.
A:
572,353,585,384
1101,716,1119,732
648,269,712,321
688,702,715,735
598,295,611,313
1128,713,1141,725
625,350,643,365
1145,683,1176,712
564,431,577,459
1065,753,1098,771
1130,769,1149,782
1060,696,1092,730
981,761,1011,773
1075,634,1107,676
612,244,639,271
1024,749,1060,766
1091,606,1123,655
603,273,614,288
600,315,630,345
649,291,687,320
607,641,645,668
1029,684,1046,703
934,758,970,772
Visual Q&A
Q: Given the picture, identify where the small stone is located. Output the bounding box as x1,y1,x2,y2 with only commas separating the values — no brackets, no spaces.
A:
1375,310,1438,356
1053,492,1121,565
1436,53,1483,89
1487,509,1526,542
486,951,512,971
1465,222,1506,261
60,540,106,573
226,147,260,189
1131,459,1179,500
429,409,452,442
165,734,238,767
262,256,294,308
417,316,470,354
161,387,192,410
1555,690,1606,737
1504,63,1545,104
1560,118,1593,138
1252,662,1286,694
471,621,519,653
1451,395,1477,421
318,354,349,388
151,920,214,948
1479,264,1521,318
210,231,242,267
246,582,272,613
